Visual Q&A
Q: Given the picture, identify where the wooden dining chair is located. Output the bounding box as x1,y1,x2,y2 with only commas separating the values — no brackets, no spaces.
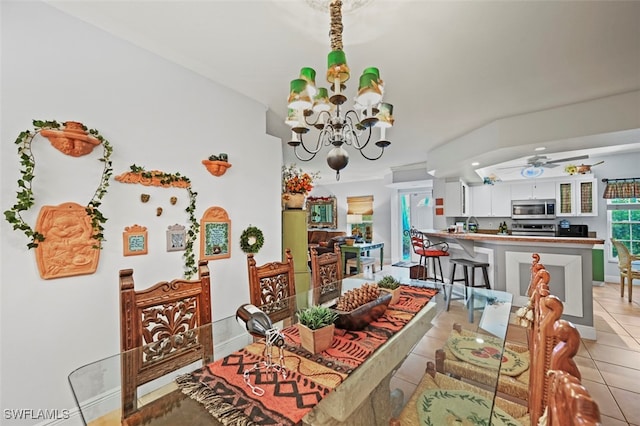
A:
310,245,343,304
611,238,640,302
119,260,213,425
247,248,296,324
436,274,562,410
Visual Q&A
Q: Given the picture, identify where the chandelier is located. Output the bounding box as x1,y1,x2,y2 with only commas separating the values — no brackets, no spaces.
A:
286,0,394,180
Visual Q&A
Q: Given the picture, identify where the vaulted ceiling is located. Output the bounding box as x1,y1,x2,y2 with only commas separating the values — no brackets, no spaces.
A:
46,0,640,183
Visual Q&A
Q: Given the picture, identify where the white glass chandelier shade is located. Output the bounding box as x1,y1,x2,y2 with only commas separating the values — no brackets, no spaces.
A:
286,0,394,180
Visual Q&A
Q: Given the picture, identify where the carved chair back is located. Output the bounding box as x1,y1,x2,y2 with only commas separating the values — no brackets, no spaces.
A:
528,274,564,424
247,248,296,324
119,260,212,421
544,319,600,425
310,245,343,304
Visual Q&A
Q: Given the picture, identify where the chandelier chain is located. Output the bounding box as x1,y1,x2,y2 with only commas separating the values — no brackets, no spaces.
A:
329,0,344,50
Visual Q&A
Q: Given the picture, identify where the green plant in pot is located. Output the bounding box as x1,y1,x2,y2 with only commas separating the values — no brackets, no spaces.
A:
377,275,402,305
297,305,338,354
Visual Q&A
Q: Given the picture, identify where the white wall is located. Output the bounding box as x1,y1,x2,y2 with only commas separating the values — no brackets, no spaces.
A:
1,2,282,424
311,178,393,263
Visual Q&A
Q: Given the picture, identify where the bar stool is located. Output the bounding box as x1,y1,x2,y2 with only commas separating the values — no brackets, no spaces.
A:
405,227,449,282
446,258,491,320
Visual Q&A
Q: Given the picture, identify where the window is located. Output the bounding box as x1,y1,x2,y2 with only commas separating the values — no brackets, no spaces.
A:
608,198,640,259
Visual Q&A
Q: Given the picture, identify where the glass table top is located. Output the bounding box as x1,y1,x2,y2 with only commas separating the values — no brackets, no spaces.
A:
68,271,513,425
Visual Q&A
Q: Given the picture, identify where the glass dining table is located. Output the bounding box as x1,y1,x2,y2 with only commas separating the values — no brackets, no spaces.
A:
68,272,513,425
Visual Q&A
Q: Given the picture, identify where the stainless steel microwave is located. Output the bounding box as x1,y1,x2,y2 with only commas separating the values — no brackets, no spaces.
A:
511,199,556,219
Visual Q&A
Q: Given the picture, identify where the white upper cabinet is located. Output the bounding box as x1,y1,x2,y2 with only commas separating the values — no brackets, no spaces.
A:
470,184,511,217
510,180,556,200
556,177,598,217
445,180,469,217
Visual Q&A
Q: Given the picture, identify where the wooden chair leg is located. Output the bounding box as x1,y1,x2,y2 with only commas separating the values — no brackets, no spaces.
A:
628,272,633,302
621,274,625,298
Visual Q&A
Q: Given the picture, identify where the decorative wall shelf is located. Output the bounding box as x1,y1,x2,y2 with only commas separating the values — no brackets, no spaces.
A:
202,159,232,177
40,121,101,157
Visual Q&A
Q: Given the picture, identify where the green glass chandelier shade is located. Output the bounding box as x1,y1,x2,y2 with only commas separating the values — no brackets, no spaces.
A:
313,87,331,112
327,50,350,83
356,72,383,106
299,67,317,97
287,78,312,110
376,102,394,128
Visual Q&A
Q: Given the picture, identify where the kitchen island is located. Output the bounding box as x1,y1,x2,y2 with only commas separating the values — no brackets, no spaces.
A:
421,229,605,339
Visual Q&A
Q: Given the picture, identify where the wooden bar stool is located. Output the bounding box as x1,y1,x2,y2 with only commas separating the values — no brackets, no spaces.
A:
446,258,491,320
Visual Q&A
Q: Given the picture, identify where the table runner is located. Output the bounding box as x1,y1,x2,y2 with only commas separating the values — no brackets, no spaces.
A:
177,285,437,426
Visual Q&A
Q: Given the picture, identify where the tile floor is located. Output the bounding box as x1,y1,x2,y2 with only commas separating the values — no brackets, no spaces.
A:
389,276,640,425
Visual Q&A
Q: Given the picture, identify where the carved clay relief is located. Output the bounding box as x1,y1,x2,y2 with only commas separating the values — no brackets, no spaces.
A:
34,202,100,279
40,121,101,157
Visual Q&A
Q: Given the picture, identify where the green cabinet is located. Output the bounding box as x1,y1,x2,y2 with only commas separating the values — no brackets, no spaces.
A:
282,210,310,297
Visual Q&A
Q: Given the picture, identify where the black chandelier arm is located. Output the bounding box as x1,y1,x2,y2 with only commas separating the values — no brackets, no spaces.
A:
290,143,318,162
303,110,333,128
358,142,387,161
296,131,328,156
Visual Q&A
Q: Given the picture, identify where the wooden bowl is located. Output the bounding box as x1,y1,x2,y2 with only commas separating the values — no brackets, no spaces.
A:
331,292,392,331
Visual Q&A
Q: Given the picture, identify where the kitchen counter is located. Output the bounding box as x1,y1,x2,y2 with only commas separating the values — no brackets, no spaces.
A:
422,230,604,245
420,229,603,339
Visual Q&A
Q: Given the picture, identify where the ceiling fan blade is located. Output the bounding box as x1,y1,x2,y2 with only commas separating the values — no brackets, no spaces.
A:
544,163,559,168
497,165,528,170
547,155,589,164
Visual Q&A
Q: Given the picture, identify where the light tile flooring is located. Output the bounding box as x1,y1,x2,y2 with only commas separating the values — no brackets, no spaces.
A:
389,277,640,425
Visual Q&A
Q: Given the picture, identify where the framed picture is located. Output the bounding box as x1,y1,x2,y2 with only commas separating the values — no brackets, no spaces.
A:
199,206,231,260
123,224,148,256
166,224,186,252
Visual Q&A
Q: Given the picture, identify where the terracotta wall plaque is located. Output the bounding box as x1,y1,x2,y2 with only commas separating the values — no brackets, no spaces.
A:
123,225,148,256
34,202,100,280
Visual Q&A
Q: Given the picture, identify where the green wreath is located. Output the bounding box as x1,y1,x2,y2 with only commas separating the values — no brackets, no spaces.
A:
240,225,264,253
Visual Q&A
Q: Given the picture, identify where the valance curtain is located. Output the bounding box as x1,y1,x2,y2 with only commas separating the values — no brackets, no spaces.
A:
602,179,640,199
347,195,374,215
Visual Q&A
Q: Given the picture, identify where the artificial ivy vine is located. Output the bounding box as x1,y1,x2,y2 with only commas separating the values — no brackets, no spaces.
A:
3,120,113,249
240,225,265,254
126,165,199,278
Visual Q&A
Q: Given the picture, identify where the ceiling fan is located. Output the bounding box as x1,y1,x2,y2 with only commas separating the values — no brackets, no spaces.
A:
500,154,590,170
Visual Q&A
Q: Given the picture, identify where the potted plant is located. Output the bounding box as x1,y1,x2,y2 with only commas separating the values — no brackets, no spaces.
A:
282,164,319,209
296,305,338,354
377,275,402,305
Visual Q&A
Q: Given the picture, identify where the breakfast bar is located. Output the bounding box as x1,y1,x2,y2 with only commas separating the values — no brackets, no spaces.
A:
421,229,605,339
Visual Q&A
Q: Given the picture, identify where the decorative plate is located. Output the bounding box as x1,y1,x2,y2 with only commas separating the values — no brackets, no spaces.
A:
418,389,521,426
446,335,529,377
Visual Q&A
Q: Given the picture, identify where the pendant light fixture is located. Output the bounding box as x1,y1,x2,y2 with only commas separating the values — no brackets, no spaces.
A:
286,0,394,180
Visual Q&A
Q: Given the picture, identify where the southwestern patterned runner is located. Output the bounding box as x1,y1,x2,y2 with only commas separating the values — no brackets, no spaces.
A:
177,285,437,425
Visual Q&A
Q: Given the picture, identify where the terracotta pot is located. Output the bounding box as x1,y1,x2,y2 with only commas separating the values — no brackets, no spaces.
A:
297,323,335,354
381,287,401,305
202,159,232,176
284,193,305,209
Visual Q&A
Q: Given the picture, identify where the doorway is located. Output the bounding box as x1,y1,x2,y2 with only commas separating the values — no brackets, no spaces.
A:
400,190,434,261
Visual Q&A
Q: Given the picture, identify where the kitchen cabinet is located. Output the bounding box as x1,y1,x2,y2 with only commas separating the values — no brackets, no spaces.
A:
510,180,555,200
556,177,597,217
445,180,468,217
470,183,511,217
